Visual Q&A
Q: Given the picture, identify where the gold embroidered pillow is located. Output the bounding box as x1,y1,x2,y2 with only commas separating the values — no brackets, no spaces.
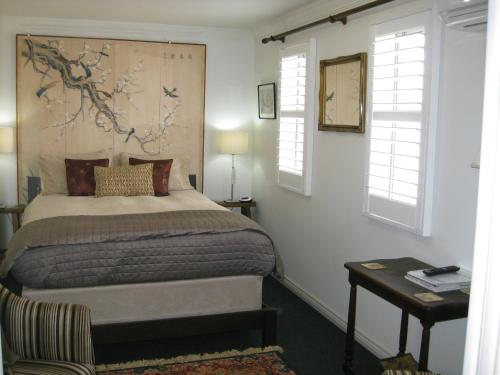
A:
94,164,155,197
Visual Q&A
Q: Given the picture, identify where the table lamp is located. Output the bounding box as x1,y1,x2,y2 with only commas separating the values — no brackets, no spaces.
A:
0,127,14,154
217,131,248,202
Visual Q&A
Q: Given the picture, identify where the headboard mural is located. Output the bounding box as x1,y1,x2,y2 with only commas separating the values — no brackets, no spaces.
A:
16,34,206,203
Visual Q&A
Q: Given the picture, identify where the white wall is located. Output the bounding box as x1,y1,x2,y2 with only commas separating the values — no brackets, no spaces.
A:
0,16,256,247
0,2,486,373
253,1,485,374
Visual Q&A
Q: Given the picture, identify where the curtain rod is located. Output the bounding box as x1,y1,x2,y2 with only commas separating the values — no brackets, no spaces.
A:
261,0,396,44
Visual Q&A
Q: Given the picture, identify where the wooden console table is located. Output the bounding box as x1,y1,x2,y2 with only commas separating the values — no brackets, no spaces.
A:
343,257,469,374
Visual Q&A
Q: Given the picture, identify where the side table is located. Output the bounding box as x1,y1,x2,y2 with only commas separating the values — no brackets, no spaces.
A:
216,200,256,219
343,257,469,374
0,205,25,233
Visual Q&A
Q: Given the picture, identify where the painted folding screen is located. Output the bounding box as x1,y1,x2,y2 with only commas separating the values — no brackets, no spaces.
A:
16,35,206,202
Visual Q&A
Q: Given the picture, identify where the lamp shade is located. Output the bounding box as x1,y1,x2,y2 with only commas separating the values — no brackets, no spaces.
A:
217,131,248,155
0,127,14,153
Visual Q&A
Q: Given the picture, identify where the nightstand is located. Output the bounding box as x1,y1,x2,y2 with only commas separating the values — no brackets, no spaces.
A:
0,205,25,233
217,201,256,219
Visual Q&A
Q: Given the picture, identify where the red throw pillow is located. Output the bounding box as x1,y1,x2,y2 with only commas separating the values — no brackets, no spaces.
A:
65,159,110,196
129,158,173,196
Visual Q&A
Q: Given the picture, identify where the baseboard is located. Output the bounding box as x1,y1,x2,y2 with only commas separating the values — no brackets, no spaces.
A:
276,275,392,359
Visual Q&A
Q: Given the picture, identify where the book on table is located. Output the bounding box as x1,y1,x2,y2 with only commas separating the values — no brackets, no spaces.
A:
405,269,471,293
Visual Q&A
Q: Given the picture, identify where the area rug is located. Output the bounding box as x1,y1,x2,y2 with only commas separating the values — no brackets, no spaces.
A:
96,346,296,375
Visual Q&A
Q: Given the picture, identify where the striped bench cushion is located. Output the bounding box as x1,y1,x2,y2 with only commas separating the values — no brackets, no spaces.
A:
0,286,94,365
8,359,96,374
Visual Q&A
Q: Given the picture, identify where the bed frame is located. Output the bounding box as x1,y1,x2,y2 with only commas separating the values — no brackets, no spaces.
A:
92,307,278,346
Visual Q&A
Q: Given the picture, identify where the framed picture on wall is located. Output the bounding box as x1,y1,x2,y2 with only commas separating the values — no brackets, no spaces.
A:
318,53,367,133
258,83,276,119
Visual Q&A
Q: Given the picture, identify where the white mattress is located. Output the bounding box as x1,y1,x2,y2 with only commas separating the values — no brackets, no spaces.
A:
23,275,263,325
23,190,227,225
20,192,264,324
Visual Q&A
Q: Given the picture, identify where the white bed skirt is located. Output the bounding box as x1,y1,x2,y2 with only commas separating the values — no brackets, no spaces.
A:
23,275,263,325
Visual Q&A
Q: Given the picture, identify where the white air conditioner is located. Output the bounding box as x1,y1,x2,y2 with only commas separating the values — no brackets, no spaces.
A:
441,2,488,32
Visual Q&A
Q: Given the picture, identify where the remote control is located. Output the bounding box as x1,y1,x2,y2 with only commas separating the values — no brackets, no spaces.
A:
423,266,460,276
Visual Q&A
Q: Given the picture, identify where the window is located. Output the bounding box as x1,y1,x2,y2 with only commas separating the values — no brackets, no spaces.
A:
364,11,439,235
277,39,316,195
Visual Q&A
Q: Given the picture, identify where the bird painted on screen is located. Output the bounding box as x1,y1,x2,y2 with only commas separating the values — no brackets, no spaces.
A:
163,86,179,98
326,91,335,102
80,62,92,78
36,81,58,98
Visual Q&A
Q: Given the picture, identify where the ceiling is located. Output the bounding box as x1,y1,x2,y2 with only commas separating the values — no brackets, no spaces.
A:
0,0,320,28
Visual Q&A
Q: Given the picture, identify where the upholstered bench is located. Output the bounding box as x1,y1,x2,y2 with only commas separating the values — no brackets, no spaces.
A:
7,360,96,374
0,285,96,375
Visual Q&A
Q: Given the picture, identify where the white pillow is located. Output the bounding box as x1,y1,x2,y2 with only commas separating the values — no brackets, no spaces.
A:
39,151,113,195
120,153,193,191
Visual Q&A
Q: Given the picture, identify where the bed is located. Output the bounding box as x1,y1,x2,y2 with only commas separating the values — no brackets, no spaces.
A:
7,190,277,290
1,187,280,345
7,34,279,346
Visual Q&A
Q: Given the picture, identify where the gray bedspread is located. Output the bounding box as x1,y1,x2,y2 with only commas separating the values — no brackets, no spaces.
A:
1,210,280,289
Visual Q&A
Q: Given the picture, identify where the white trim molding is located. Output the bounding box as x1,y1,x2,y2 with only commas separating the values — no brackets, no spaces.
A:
463,0,500,374
277,275,392,359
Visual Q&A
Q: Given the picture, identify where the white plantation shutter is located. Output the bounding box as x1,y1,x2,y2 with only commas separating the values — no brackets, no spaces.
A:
278,116,304,174
277,40,316,195
364,11,439,235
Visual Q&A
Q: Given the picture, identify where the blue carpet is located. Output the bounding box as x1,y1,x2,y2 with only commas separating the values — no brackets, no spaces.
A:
95,276,381,375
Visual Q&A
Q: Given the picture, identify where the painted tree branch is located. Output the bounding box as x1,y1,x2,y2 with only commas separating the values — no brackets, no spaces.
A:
23,38,180,154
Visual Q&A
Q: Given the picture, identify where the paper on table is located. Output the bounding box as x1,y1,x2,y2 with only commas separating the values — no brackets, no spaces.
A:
405,275,466,293
407,269,471,286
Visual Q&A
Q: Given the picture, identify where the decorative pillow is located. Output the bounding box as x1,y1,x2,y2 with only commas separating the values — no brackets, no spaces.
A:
65,159,110,196
120,153,193,190
94,164,155,197
40,151,113,195
129,158,173,196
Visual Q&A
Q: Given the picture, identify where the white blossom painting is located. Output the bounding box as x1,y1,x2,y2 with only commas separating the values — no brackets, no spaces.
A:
16,35,206,201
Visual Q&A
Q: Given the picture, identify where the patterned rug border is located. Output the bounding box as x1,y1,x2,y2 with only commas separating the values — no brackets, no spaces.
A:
96,346,284,372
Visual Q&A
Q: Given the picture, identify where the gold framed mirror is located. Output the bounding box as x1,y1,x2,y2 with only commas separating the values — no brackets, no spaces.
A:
318,53,367,133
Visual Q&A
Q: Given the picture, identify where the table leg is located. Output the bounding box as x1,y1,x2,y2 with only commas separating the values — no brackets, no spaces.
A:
343,283,357,374
241,206,252,219
418,321,434,371
398,310,409,356
12,213,20,233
